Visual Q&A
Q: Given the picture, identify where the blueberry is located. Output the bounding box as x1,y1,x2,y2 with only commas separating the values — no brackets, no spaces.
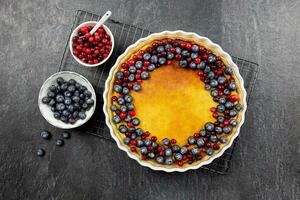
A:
56,77,64,85
54,95,63,103
152,142,158,149
47,91,55,98
62,132,71,139
165,148,172,156
86,98,94,105
158,57,166,65
218,76,227,84
189,62,196,69
225,101,234,109
205,122,214,131
235,103,242,111
64,91,72,97
113,85,122,93
230,119,238,127
122,87,129,95
219,97,226,104
135,61,143,69
199,129,206,137
40,131,51,140
210,79,218,87
151,55,158,64
56,103,65,111
191,44,199,52
180,146,188,155
56,139,64,146
225,67,233,75
120,105,127,112
148,152,155,158
129,66,137,73
197,61,206,70
84,90,92,97
197,138,205,147
162,138,170,146
181,50,190,57
128,127,136,133
191,147,200,156
217,116,225,123
215,126,223,134
51,106,56,112
143,53,151,60
78,112,86,120
79,85,87,92
228,82,237,90
124,137,130,145
116,71,124,79
144,139,152,146
136,128,143,136
141,71,149,80
165,157,173,165
223,126,232,134
165,44,172,50
124,95,133,103
73,111,79,118
75,82,81,89
68,79,76,85
117,98,125,105
211,90,218,97
156,156,164,164
130,133,137,139
188,136,196,144
179,60,188,67
60,115,68,122
127,103,134,110
175,153,183,161
224,89,230,95
68,118,76,124
37,148,45,157
133,84,141,91
167,52,174,60
128,74,135,82
207,71,215,79
210,135,218,143
42,97,50,104
229,110,237,117
147,64,156,71
207,54,216,63
74,91,80,97
118,125,127,133
82,103,89,110
219,137,227,144
205,84,211,90
204,66,211,73
136,140,144,147
49,85,56,92
217,105,225,113
73,103,80,110
175,47,181,54
61,83,68,91
172,145,180,152
191,52,198,59
132,118,140,126
157,46,165,52
206,148,214,156
62,110,70,117
53,112,60,119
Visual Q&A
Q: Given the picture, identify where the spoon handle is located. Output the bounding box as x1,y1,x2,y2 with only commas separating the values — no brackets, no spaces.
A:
89,10,112,35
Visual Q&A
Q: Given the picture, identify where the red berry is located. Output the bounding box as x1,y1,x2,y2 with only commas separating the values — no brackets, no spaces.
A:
93,59,99,64
144,131,150,137
127,122,134,128
197,71,204,77
130,146,137,152
213,112,218,118
194,57,201,64
88,60,93,65
111,96,117,102
128,59,135,66
230,95,239,102
147,146,153,151
84,33,91,39
186,57,191,63
119,112,126,119
202,53,208,60
170,139,177,144
224,120,229,125
136,79,142,84
210,107,216,112
175,54,181,60
143,60,150,67
159,151,165,156
141,155,147,160
151,136,157,142
169,47,175,53
213,144,220,150
167,60,172,65
88,37,94,42
178,161,184,166
130,140,136,146
186,43,192,50
85,48,91,54
128,110,136,117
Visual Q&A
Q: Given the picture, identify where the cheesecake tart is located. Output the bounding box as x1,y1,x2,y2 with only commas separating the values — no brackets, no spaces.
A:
103,31,247,172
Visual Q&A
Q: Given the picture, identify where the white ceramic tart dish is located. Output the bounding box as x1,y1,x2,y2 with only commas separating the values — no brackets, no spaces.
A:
103,31,247,172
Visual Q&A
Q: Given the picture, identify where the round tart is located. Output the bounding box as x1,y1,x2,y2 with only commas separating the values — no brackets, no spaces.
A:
103,31,247,172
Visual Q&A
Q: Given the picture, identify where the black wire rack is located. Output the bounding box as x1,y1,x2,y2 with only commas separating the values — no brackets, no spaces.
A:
57,10,259,174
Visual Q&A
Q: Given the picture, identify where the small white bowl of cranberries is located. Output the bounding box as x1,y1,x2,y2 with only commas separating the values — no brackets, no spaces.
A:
70,21,114,67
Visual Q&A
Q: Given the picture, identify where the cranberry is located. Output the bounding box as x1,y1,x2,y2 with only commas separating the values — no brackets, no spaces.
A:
147,146,153,151
213,144,220,150
186,43,192,50
175,54,181,60
130,140,136,146
111,96,117,102
210,107,216,112
178,161,184,166
144,131,150,137
230,95,239,102
119,112,126,119
194,57,201,64
130,146,137,152
151,136,157,142
128,110,136,117
170,139,177,144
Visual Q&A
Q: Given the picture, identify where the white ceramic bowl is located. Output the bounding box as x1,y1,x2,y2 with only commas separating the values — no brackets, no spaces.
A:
69,21,114,67
103,31,247,172
38,71,96,129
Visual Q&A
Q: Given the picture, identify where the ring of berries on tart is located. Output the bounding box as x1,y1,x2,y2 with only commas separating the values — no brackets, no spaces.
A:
104,31,246,171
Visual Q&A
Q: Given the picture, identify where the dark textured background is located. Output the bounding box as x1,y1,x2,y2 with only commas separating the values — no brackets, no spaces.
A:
0,0,299,199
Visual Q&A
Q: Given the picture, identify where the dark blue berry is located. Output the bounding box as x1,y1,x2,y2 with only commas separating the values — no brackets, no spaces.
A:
219,97,226,104
42,97,50,104
56,139,64,146
129,66,136,73
215,126,223,134
207,71,215,79
156,156,164,164
157,46,165,52
127,103,134,110
211,90,218,97
64,91,72,97
133,84,141,91
132,118,140,126
172,145,180,152
135,61,143,69
117,98,125,105
225,101,234,109
37,148,45,157
40,131,51,140
206,148,214,155
191,44,199,52
224,89,230,95
78,112,86,120
199,129,206,137
217,105,225,113
61,83,68,91
189,62,196,69
180,146,188,155
136,128,143,136
188,136,196,144
204,66,211,73
191,52,198,59
175,153,183,161
151,55,158,64
207,54,216,63
53,112,60,119
165,44,172,50
47,91,55,98
210,79,218,87
205,122,214,131
218,76,227,84
56,103,65,111
228,82,237,90
210,135,218,143
122,87,129,95
136,140,144,147
197,61,206,70
148,152,155,158
197,138,205,147
235,103,242,111
162,138,170,146
64,97,72,105
49,85,56,92
167,52,174,60
56,77,64,85
179,60,188,67
219,137,227,144
128,74,135,82
205,84,211,90
143,53,151,60
225,67,233,75
116,71,123,79
191,147,200,156
113,85,122,93
223,126,231,134
175,47,181,54
124,137,130,144
130,133,137,139
165,148,172,156
62,132,70,139
230,119,238,127
84,90,92,97
165,157,173,165
62,110,70,117
67,85,76,92
229,110,237,117
158,57,166,65
120,105,127,112
147,64,156,71
86,98,94,105
144,139,152,146
141,71,149,80
181,50,190,57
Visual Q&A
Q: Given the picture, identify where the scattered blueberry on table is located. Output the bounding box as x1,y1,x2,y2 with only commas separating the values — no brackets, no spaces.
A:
40,130,51,140
55,139,64,147
37,148,45,157
62,131,71,139
41,77,94,124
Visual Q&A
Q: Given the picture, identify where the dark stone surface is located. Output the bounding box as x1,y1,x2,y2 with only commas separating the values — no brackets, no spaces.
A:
0,0,299,199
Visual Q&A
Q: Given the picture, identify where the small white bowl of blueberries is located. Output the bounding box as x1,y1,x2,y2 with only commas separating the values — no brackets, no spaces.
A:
38,71,96,129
